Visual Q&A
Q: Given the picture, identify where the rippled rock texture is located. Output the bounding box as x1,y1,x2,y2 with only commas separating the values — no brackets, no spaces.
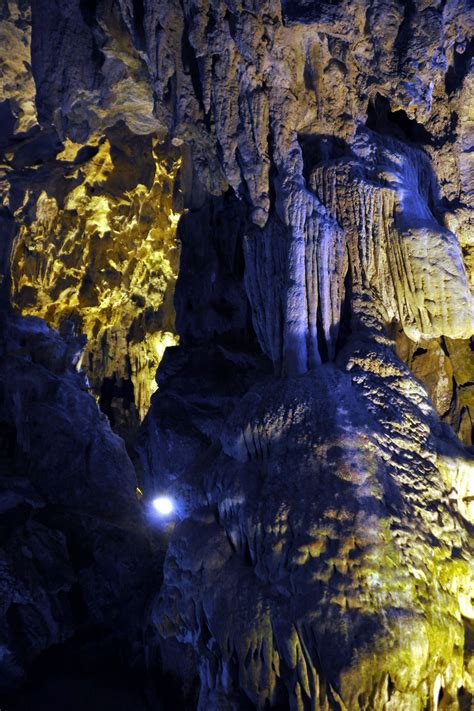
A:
1,0,473,710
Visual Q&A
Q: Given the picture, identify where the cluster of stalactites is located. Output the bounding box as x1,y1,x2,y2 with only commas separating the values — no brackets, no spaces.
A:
244,192,347,375
244,143,472,376
310,155,472,341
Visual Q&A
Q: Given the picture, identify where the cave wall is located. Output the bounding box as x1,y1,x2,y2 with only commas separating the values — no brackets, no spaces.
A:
9,129,181,430
0,1,473,710
2,0,472,442
1,0,184,437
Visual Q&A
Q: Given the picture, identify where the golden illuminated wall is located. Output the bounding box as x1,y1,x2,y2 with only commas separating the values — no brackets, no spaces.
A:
10,133,181,429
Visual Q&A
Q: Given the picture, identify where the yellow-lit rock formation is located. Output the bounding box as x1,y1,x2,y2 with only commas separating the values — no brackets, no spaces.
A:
10,134,181,428
0,1,37,135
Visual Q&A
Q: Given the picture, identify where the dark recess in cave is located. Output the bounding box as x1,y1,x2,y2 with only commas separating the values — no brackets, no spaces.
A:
393,0,416,58
99,374,135,428
0,631,155,711
334,263,353,356
79,0,99,26
132,0,146,51
181,19,205,112
298,133,352,182
225,9,238,40
73,144,100,165
0,101,16,148
281,0,343,24
445,38,474,95
366,93,432,145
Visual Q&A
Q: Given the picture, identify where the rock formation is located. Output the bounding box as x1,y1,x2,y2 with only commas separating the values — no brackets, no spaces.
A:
2,1,182,438
9,130,180,433
0,0,473,709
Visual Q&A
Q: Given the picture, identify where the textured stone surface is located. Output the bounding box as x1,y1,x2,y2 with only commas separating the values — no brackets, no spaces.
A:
0,0,473,709
157,350,474,709
0,0,37,136
0,311,149,684
8,130,181,428
3,0,472,437
1,1,183,435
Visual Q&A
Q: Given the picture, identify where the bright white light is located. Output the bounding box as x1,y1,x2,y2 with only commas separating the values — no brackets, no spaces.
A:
152,496,174,516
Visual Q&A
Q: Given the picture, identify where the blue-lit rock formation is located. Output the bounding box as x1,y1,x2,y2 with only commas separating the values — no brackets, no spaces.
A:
0,1,473,710
0,312,149,675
